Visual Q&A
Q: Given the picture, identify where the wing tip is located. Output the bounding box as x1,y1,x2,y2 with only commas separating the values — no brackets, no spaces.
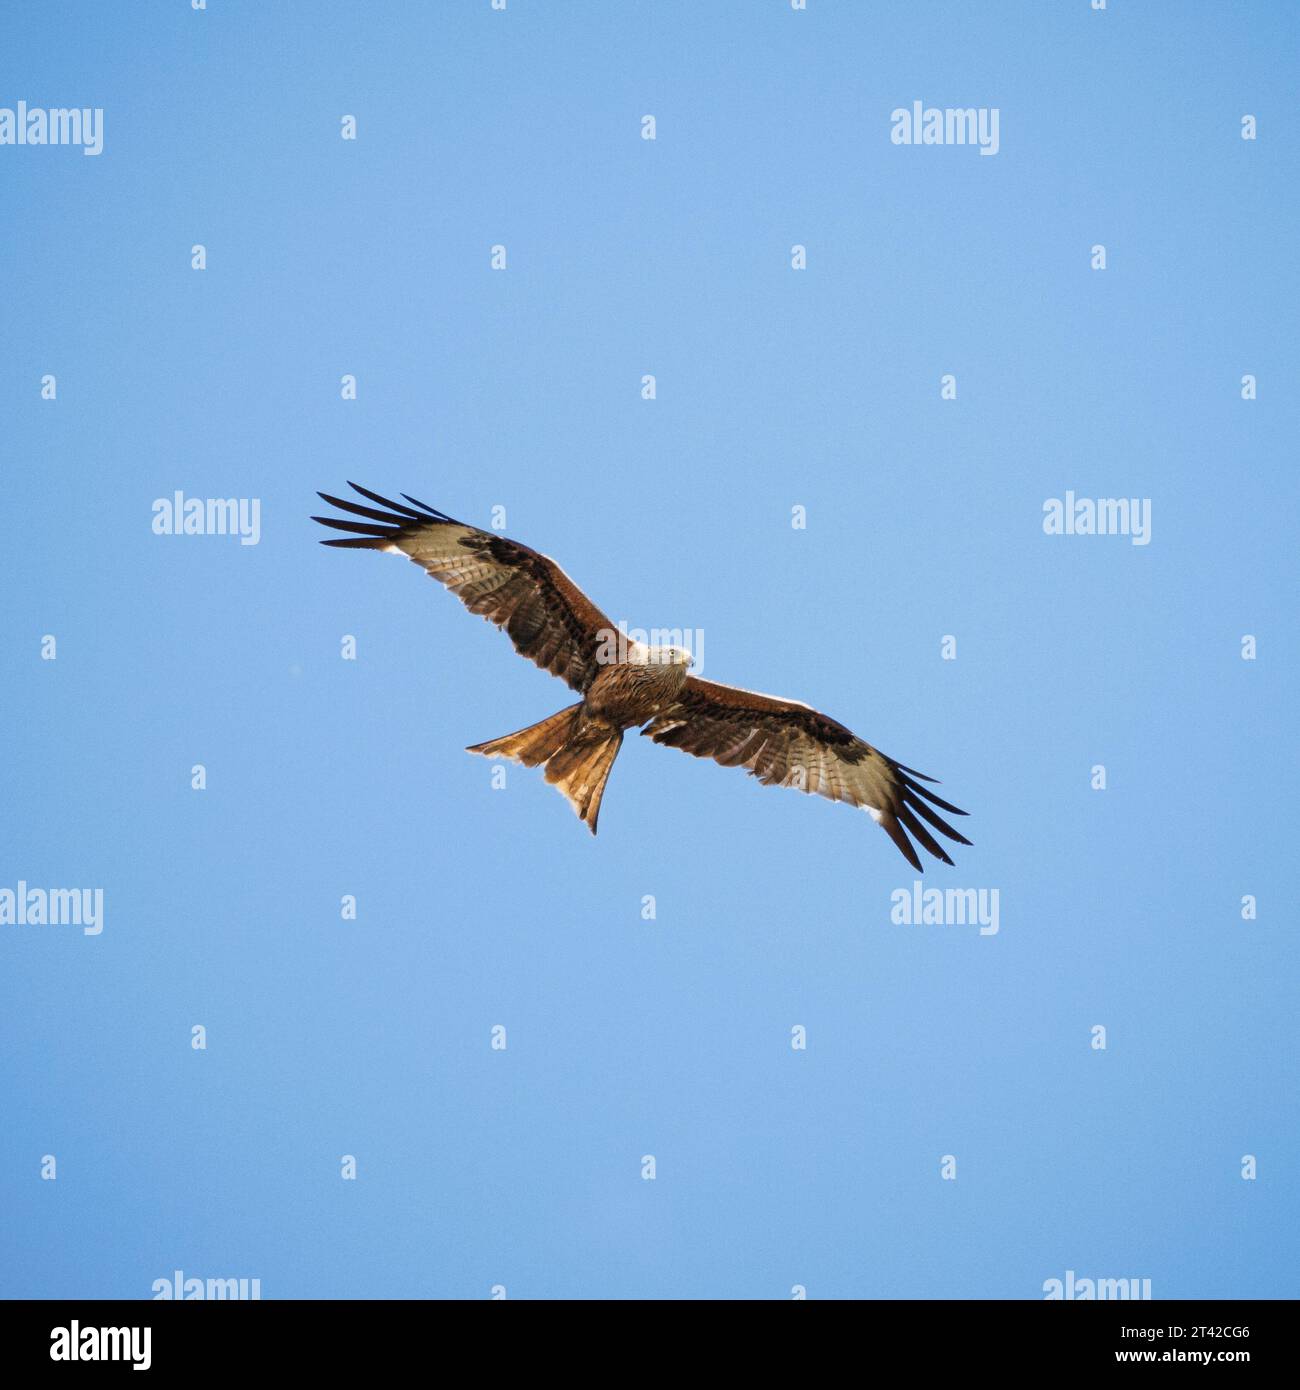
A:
880,812,924,872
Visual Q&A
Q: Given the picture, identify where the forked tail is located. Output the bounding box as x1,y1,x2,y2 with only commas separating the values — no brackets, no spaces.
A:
467,704,624,834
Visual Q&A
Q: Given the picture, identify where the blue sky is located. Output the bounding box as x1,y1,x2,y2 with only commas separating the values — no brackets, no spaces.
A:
2,0,1296,1299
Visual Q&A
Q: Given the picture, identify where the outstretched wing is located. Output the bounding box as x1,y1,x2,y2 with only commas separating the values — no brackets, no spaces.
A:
313,483,614,693
642,676,970,870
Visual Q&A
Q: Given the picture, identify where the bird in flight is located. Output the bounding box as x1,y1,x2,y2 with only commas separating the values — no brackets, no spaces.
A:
313,483,970,869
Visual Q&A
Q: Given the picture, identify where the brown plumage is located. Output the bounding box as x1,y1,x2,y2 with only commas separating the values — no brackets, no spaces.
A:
313,483,971,867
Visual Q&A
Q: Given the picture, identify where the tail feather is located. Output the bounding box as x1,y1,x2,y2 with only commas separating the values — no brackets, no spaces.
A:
467,705,623,833
542,727,623,833
466,703,581,767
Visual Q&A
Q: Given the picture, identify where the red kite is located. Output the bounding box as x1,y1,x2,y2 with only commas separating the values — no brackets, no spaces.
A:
314,484,970,868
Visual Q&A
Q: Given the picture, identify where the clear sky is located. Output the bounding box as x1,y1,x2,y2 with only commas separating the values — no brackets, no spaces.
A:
2,0,1296,1300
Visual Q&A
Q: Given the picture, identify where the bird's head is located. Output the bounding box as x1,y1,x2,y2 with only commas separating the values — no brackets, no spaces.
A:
628,640,694,670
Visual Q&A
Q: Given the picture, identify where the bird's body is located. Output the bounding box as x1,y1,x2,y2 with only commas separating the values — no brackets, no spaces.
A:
466,641,693,829
585,642,692,725
313,484,971,867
